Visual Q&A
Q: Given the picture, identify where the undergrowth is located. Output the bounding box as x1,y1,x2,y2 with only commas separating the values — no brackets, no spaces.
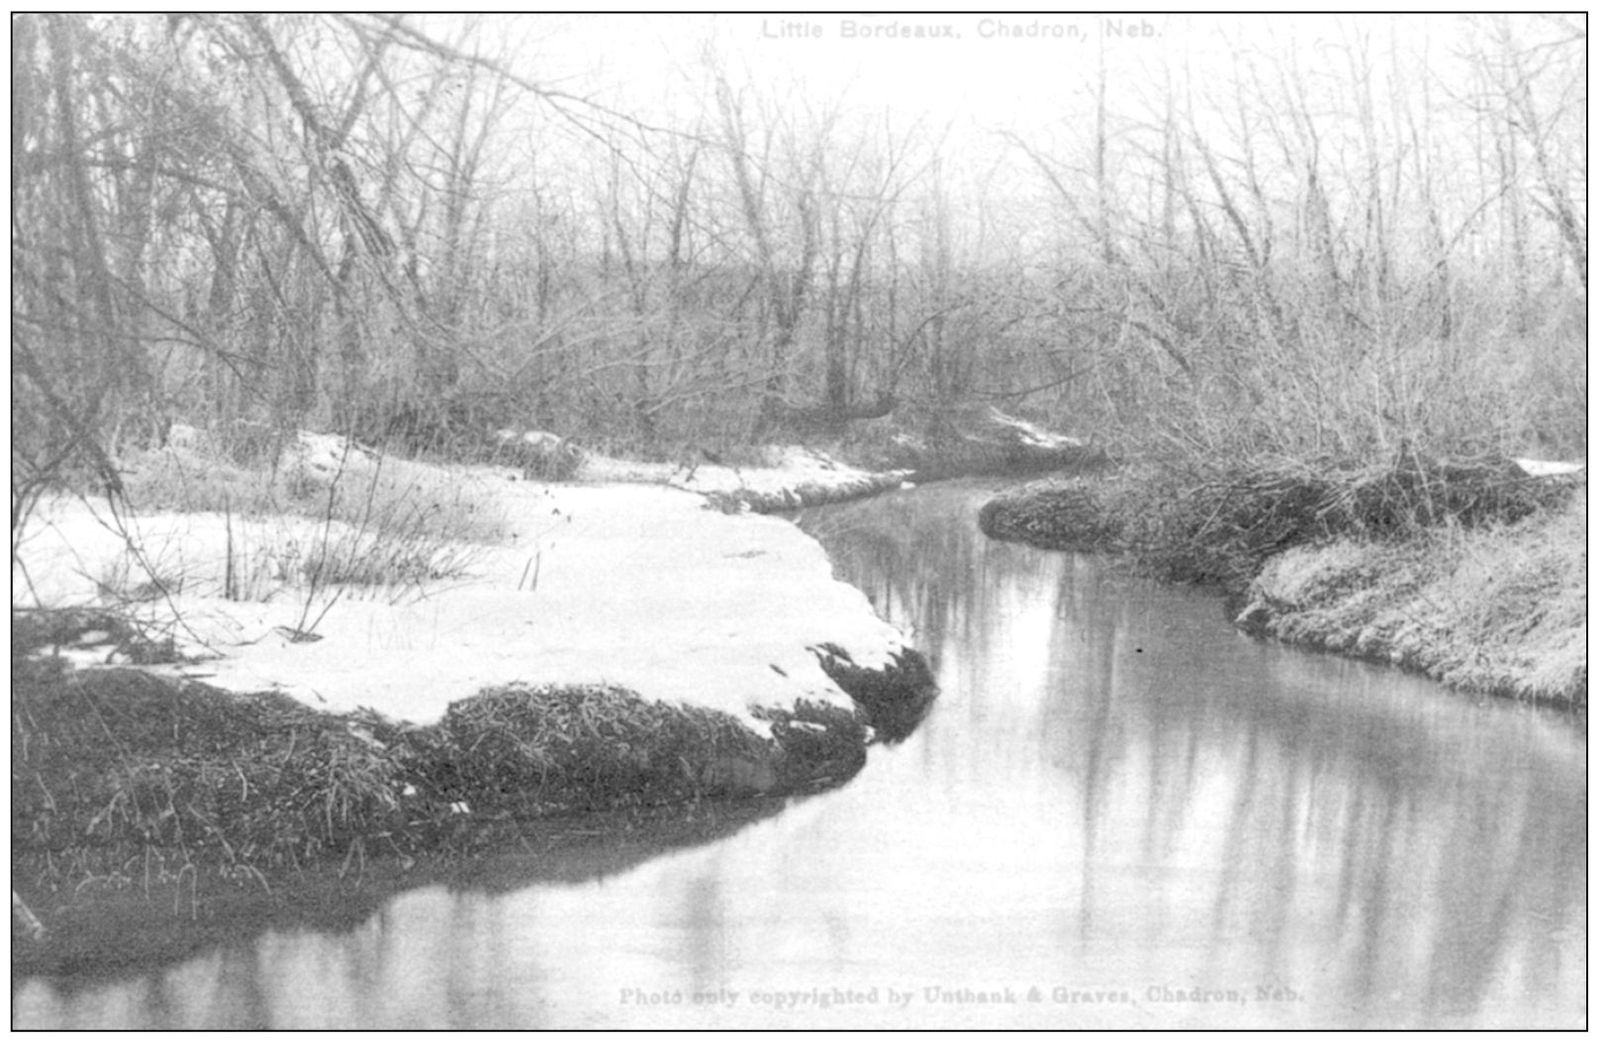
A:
981,452,1580,590
46,428,510,619
121,428,507,544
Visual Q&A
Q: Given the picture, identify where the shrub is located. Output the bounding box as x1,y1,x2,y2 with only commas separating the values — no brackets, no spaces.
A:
488,430,585,481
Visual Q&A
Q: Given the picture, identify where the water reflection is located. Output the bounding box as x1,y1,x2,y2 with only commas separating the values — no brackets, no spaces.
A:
15,482,1585,1028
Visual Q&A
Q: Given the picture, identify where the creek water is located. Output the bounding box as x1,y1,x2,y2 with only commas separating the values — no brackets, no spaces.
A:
13,482,1585,1029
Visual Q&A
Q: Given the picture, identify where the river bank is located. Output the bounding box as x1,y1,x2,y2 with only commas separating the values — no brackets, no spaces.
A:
18,477,1584,1028
11,433,938,962
978,458,1586,709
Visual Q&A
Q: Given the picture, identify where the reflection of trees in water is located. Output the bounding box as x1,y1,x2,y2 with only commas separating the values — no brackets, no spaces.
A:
801,492,985,677
1060,536,1581,1023
806,483,1584,1024
683,875,727,998
15,798,792,1026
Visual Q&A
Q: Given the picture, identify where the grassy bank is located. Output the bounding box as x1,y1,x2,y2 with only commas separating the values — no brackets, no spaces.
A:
11,632,935,957
979,458,1585,708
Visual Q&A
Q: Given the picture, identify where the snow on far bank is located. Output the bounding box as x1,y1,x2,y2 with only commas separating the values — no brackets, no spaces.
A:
13,447,911,733
1512,457,1586,478
585,444,909,499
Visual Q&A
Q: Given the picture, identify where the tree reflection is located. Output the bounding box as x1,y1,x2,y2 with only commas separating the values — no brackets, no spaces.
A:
803,482,1584,1026
16,484,1584,1029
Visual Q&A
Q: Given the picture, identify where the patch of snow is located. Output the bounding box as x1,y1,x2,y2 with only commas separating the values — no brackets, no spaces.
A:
581,445,907,500
166,422,203,449
1512,458,1586,478
493,429,570,450
986,407,1084,450
54,645,119,670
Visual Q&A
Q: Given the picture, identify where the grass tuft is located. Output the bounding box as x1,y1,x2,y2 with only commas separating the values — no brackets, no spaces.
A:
427,684,784,812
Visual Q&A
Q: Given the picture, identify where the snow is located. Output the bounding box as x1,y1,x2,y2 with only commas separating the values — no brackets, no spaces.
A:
584,444,903,498
13,445,911,733
985,407,1085,450
1512,457,1586,478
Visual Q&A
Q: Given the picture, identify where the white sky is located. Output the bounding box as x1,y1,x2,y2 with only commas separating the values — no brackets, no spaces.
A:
505,12,1175,133
486,13,1474,135
447,12,1525,253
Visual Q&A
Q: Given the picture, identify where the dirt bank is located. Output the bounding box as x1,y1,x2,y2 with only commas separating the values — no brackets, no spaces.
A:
979,459,1585,709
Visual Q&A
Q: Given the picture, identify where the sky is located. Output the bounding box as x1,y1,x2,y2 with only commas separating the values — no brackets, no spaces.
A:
439,13,1522,252
481,13,1480,137
500,12,1178,134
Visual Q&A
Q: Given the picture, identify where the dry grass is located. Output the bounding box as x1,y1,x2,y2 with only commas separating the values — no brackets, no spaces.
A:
983,456,1584,707
103,429,510,610
10,660,884,903
121,428,508,545
1420,489,1585,700
982,455,1578,589
1240,488,1585,706
11,660,410,886
424,683,784,812
120,442,281,516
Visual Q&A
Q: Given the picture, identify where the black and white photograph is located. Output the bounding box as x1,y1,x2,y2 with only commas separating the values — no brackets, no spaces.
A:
10,12,1585,1029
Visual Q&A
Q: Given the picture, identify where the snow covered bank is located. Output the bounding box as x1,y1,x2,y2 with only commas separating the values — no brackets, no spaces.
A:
586,443,913,512
12,435,939,945
13,438,922,733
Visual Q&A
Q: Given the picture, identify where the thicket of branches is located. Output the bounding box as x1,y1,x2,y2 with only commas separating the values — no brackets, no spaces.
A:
12,14,1585,503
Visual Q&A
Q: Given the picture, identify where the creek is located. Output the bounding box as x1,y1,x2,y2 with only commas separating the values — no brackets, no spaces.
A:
13,481,1585,1028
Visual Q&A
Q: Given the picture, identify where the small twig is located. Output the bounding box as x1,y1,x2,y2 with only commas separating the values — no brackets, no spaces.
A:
223,492,236,601
300,588,344,637
12,891,46,941
295,435,363,638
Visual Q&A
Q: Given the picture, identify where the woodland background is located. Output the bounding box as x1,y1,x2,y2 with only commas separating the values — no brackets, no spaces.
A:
11,14,1584,488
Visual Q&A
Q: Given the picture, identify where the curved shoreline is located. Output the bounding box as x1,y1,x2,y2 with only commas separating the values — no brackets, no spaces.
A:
979,467,1585,710
12,641,935,977
11,442,944,966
